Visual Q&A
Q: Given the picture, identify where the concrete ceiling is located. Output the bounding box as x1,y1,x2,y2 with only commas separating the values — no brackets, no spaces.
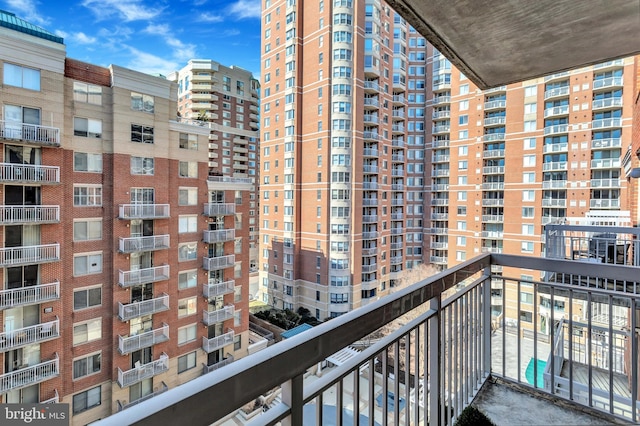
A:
386,0,640,89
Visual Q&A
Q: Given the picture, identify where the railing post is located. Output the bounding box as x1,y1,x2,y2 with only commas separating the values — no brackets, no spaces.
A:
428,296,441,426
281,373,303,426
482,266,492,378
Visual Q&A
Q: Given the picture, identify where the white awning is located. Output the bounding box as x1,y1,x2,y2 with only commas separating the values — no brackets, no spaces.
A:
325,346,360,366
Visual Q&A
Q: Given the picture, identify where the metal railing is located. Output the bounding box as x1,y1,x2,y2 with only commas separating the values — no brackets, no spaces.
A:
203,305,235,326
0,244,60,267
0,205,59,224
204,203,236,216
119,204,170,219
203,356,235,375
0,354,59,393
203,255,235,271
0,318,59,351
202,329,235,353
118,354,169,388
118,383,168,412
119,265,170,288
118,324,170,354
119,235,170,253
0,163,60,184
203,229,235,243
203,280,235,298
0,281,59,310
0,121,60,146
118,294,170,321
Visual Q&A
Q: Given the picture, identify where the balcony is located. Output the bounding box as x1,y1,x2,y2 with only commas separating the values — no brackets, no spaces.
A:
432,169,449,177
481,182,504,190
204,203,235,216
0,355,59,394
482,149,505,158
363,131,380,141
432,110,450,119
482,166,505,174
362,148,379,157
363,81,379,92
590,198,620,209
483,133,505,142
430,255,448,263
482,215,504,223
119,235,170,253
0,205,59,225
392,124,405,134
119,204,170,219
0,121,60,146
362,165,379,174
543,105,569,118
118,294,170,321
542,161,568,172
429,227,448,235
0,163,60,184
482,199,504,207
362,231,379,239
432,139,449,148
484,99,506,110
483,116,506,126
0,244,59,267
392,95,405,104
431,213,448,220
0,319,59,351
361,247,378,256
362,214,378,223
592,138,621,150
203,255,235,271
543,86,570,99
391,183,404,191
432,125,450,135
592,76,624,90
592,97,623,111
592,118,621,130
430,241,448,249
202,329,235,353
0,281,59,310
590,178,620,188
203,356,235,374
543,142,568,154
362,182,378,190
363,114,379,124
542,199,567,207
118,382,169,412
391,227,404,235
203,280,235,298
542,180,567,189
591,158,621,169
432,96,451,105
430,198,448,206
543,124,569,135
118,323,170,354
117,353,169,388
119,265,170,288
203,229,235,243
481,231,504,239
203,305,234,326
361,264,377,273
432,155,449,163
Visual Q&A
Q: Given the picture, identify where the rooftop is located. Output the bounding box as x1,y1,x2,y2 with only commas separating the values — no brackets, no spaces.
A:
0,10,64,44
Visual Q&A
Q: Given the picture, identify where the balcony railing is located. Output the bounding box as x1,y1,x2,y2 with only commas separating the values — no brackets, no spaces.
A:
0,318,59,351
203,356,234,374
203,280,235,298
543,105,569,118
117,383,168,412
119,204,170,219
591,138,621,150
0,281,59,310
592,76,624,90
483,133,505,142
203,255,235,271
118,294,170,321
0,163,60,184
202,329,235,353
484,100,506,110
119,235,170,253
118,324,170,354
544,86,570,99
203,305,235,326
0,354,59,394
592,118,622,129
543,124,569,135
592,97,623,110
0,244,60,267
0,205,59,225
203,229,235,243
117,353,169,388
543,142,568,153
204,203,236,216
119,265,170,288
0,121,60,146
591,158,621,169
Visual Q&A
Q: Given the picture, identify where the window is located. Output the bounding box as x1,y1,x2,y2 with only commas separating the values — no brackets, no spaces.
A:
178,188,197,205
523,172,535,183
457,191,467,201
73,286,102,310
456,251,466,261
524,85,537,97
522,190,535,202
73,352,101,379
73,82,102,105
458,130,468,139
74,185,102,206
131,92,154,113
459,84,469,95
178,242,197,261
457,236,466,246
522,224,535,235
458,161,468,170
178,352,197,373
179,133,198,150
457,221,467,230
458,146,468,156
178,324,197,344
178,296,197,317
520,310,533,322
74,117,102,138
73,219,102,241
521,241,534,253
524,138,536,149
73,386,101,414
520,292,533,304
522,207,535,218
73,318,102,345
524,120,536,131
330,293,349,304
3,63,40,90
131,124,154,144
179,161,198,178
178,270,197,290
178,215,197,233
74,152,102,172
74,253,102,276
524,103,537,114
131,156,154,175
523,155,536,167
234,335,241,350
459,100,469,111
458,115,468,125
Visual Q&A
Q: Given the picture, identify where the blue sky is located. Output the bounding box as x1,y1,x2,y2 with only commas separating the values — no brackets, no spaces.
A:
3,0,262,77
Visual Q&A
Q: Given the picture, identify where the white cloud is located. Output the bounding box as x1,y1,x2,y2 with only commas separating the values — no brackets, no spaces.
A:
227,0,261,20
143,23,197,66
72,32,97,44
4,0,50,26
54,29,68,39
198,12,223,23
126,46,181,75
81,0,165,22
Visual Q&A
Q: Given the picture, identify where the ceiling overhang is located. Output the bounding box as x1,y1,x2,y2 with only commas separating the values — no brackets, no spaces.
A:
386,0,640,89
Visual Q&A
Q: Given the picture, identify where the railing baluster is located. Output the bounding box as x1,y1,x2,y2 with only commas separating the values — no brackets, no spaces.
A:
281,374,303,426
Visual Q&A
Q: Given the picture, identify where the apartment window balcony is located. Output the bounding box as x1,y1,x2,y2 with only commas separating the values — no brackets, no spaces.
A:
391,154,405,162
483,117,506,126
0,244,60,268
592,97,623,111
392,124,405,134
432,139,449,148
118,323,170,354
117,353,169,388
0,121,60,146
543,142,569,154
429,227,448,235
390,256,403,265
363,81,380,92
543,124,569,135
542,199,567,207
204,203,235,216
432,81,451,91
361,215,378,224
592,118,621,130
430,198,449,206
203,356,234,374
431,213,449,221
543,71,570,82
202,329,235,353
482,215,504,223
590,178,620,188
0,281,59,310
361,263,377,273
362,131,380,142
119,204,170,219
208,176,253,185
482,166,505,174
391,138,404,147
392,94,405,104
0,205,59,225
590,198,620,209
203,255,235,271
591,158,621,169
0,354,59,394
119,235,170,253
432,110,450,119
391,212,403,220
483,99,506,110
592,76,624,91
362,165,379,174
361,247,378,256
542,161,568,172
482,133,505,142
432,155,450,163
482,149,505,158
391,198,404,206
542,180,567,189
430,241,448,249
0,318,59,351
203,280,235,298
431,184,450,191
593,59,625,70
117,382,168,412
0,163,60,185
429,255,448,264
363,114,379,124
118,294,170,321
543,105,570,118
362,148,379,157
118,265,170,288
481,182,504,190
431,125,450,135
362,231,379,239
432,95,451,105
203,229,235,244
391,227,404,235
203,305,234,326
41,389,59,404
482,199,505,207
543,86,570,100
481,246,503,253
591,138,622,150
481,231,504,239
362,182,379,190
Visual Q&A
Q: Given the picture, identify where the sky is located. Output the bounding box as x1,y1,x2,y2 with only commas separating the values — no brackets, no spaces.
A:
2,0,262,77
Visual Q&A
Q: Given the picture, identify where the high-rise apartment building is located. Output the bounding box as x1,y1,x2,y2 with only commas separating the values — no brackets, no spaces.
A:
170,61,261,292
259,0,638,320
0,11,252,425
